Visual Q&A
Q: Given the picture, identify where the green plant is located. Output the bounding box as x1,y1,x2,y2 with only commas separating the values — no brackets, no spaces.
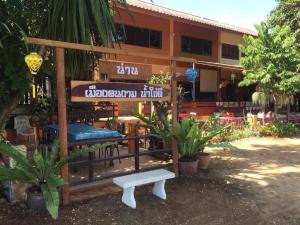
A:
174,117,230,161
239,23,300,118
220,129,258,142
0,140,110,219
105,117,117,129
258,121,298,137
135,113,173,143
33,96,51,114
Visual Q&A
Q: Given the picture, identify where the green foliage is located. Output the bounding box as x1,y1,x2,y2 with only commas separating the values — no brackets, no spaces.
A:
105,117,117,129
148,73,171,85
220,129,258,142
268,0,300,44
41,0,128,79
174,117,230,160
0,140,111,219
0,2,32,130
135,113,173,142
0,0,128,132
33,96,51,114
239,23,300,97
258,121,298,137
252,92,269,107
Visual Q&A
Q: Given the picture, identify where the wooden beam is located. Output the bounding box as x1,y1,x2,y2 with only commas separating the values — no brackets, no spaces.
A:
169,19,175,57
25,37,171,61
171,60,179,176
55,48,69,205
25,37,242,70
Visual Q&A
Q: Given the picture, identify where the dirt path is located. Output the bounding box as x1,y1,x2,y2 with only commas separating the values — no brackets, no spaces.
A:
210,137,300,225
0,137,300,225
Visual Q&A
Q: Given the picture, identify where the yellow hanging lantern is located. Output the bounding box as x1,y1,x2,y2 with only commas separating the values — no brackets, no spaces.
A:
25,52,43,75
25,52,43,99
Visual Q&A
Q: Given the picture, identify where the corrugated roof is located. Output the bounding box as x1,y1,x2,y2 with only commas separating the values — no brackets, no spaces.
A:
125,0,258,36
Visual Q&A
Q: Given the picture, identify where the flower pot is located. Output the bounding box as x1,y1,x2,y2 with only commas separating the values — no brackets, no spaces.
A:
178,158,199,176
198,153,211,170
27,187,47,213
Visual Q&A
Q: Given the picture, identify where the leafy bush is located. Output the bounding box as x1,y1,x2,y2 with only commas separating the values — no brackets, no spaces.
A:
0,140,109,219
258,121,298,137
221,129,258,142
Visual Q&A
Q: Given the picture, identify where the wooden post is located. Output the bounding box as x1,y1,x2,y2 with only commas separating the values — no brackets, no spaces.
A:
169,19,175,57
171,60,179,176
56,48,69,205
128,122,136,154
217,68,221,101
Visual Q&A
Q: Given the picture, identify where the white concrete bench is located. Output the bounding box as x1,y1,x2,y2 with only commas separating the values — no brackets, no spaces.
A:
113,169,175,208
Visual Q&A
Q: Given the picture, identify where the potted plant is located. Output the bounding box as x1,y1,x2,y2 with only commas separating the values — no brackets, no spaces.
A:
175,117,230,175
0,140,108,219
135,113,172,159
196,115,231,170
174,117,201,175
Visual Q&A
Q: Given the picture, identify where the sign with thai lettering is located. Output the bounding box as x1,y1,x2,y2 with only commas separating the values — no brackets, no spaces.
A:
98,60,152,79
71,81,171,102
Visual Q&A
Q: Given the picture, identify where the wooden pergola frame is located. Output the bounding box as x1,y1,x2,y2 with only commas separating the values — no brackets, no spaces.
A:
25,37,242,205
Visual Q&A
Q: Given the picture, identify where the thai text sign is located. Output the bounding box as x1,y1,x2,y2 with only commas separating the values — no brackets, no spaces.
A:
98,60,152,78
71,81,171,102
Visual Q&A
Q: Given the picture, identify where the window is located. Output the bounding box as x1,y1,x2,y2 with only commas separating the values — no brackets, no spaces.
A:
181,36,212,56
222,44,239,60
115,24,162,49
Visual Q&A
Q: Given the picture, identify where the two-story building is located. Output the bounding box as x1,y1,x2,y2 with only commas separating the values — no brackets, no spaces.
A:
95,0,257,116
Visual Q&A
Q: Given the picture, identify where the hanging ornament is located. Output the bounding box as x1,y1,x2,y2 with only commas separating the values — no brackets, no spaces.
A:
24,52,43,99
25,52,43,75
185,67,198,101
185,68,198,82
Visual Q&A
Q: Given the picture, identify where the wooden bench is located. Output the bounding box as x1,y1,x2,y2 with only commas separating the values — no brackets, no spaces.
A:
113,169,175,208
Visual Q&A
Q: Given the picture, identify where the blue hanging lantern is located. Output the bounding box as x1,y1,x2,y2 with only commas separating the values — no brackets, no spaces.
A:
185,68,197,82
185,67,198,101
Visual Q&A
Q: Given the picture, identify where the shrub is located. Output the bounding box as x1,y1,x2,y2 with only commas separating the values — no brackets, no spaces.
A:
258,121,298,137
218,129,257,142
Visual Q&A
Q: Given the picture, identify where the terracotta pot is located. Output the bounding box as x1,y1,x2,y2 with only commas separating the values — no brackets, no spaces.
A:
27,187,47,213
178,159,199,176
198,153,211,170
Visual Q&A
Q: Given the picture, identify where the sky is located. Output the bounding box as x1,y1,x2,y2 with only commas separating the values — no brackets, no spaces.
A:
145,0,278,31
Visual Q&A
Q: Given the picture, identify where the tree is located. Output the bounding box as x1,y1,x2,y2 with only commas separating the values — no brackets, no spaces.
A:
0,1,32,132
268,0,300,44
0,0,127,136
239,23,300,120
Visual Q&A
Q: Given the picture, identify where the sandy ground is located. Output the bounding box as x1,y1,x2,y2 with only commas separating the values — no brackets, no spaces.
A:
210,137,300,225
0,137,300,225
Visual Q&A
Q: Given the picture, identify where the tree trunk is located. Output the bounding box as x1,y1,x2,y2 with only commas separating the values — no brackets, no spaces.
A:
0,92,20,137
287,101,290,122
262,105,266,125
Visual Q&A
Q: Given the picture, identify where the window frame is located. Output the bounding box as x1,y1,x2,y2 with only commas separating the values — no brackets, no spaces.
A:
115,23,162,49
181,36,212,56
222,43,240,60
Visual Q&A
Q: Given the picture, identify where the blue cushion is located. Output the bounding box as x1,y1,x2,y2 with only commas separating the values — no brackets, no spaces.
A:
47,123,121,142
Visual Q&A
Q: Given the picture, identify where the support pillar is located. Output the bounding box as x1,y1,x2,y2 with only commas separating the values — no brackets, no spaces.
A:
217,67,221,101
171,60,179,176
56,48,69,205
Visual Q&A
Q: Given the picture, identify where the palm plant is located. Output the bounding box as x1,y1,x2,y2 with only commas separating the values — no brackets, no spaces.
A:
41,0,128,79
174,117,230,161
0,140,110,219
